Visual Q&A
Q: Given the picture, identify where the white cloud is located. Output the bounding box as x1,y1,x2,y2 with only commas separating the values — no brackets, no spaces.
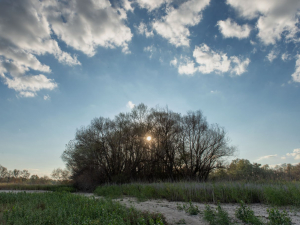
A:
137,22,154,37
292,55,300,83
257,154,278,161
47,0,133,56
226,0,300,45
177,44,250,76
136,0,171,11
4,74,57,95
19,91,36,98
266,50,278,62
44,95,50,100
153,0,210,47
178,57,197,75
217,18,251,39
127,101,135,109
286,148,300,160
281,53,291,61
193,44,231,74
230,56,251,75
0,0,133,97
170,57,178,66
144,45,156,58
122,0,134,12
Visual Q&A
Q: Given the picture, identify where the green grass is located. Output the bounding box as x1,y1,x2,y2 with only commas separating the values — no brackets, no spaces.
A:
94,181,300,206
0,184,77,192
0,192,168,225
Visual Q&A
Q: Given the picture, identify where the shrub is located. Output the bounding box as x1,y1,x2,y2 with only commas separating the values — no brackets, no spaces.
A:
267,207,292,225
203,203,230,225
235,200,263,225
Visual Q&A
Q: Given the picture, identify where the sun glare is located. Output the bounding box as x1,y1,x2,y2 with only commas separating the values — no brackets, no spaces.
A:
147,136,151,141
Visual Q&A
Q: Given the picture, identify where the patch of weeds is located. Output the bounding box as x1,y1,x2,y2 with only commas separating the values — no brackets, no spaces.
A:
177,201,199,215
203,203,231,225
267,207,292,225
185,201,200,215
235,200,263,225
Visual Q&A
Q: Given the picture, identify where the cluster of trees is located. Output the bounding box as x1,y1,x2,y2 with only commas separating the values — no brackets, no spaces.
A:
62,104,235,189
0,165,70,184
210,158,300,181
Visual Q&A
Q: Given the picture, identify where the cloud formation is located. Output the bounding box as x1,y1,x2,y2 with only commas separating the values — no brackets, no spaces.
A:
226,0,300,45
136,0,171,11
177,44,250,76
137,22,154,37
266,50,278,62
217,18,251,39
286,148,300,160
153,0,210,47
292,55,300,83
257,154,278,161
0,0,132,97
127,101,135,109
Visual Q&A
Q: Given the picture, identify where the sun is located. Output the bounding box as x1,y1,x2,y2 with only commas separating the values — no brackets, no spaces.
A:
146,136,151,141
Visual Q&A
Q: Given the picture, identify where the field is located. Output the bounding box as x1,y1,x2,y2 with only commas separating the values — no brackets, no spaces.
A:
0,192,167,225
94,181,300,206
0,181,300,225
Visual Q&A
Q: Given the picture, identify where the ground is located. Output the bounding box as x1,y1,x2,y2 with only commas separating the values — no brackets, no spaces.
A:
1,190,300,225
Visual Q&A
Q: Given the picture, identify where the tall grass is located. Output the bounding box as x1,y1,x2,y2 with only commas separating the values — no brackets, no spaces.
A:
94,181,300,206
0,192,167,225
0,183,76,192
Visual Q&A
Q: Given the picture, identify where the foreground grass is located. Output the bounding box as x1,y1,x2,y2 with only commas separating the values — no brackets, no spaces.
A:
0,192,167,225
0,183,76,192
94,181,300,206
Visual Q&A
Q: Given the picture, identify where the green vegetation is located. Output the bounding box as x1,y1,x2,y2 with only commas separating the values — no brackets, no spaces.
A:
235,201,263,225
176,201,199,215
0,192,167,225
0,184,76,192
267,208,292,225
203,203,231,225
94,181,300,206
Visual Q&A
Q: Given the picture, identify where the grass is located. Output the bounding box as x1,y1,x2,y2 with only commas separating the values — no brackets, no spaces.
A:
0,183,77,192
0,192,168,225
94,181,300,206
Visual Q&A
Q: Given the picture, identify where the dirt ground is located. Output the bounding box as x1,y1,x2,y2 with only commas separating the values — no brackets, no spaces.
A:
76,193,300,225
1,191,300,225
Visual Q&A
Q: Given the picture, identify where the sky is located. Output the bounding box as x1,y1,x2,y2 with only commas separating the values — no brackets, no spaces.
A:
0,0,300,177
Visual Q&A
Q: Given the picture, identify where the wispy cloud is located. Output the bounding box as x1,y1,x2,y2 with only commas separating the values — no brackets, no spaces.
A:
257,154,278,161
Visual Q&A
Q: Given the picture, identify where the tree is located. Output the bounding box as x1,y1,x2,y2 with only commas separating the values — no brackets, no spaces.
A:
62,104,236,189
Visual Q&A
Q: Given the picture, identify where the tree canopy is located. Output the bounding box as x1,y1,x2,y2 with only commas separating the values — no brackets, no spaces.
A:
62,104,236,189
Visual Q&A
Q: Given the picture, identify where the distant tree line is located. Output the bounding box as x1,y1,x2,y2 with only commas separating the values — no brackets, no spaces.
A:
210,158,300,181
62,104,235,189
0,165,70,184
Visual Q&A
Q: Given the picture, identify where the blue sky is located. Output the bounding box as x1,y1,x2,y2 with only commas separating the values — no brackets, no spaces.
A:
0,0,300,176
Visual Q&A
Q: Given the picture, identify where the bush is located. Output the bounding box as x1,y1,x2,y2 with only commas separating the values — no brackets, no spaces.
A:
235,200,263,225
203,203,230,225
267,207,292,225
